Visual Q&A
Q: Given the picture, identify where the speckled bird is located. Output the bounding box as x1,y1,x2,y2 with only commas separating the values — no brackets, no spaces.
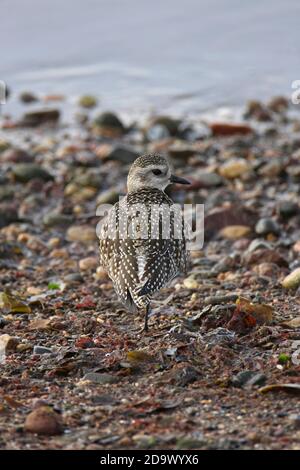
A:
99,153,190,331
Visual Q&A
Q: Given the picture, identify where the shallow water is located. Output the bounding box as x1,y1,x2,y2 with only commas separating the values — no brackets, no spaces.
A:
1,0,300,117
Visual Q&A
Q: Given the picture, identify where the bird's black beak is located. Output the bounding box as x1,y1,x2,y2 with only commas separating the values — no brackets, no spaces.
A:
170,174,191,185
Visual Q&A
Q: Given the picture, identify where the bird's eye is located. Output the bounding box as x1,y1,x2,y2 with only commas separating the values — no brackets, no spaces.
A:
152,169,162,176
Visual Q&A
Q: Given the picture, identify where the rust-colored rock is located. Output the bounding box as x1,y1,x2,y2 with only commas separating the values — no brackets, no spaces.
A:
24,406,63,435
210,122,254,137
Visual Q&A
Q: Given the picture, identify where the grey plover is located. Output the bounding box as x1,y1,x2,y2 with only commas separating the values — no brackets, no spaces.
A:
99,153,190,331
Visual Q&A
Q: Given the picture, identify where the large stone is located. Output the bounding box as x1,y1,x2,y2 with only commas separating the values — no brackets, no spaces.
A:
255,218,280,236
12,163,53,182
210,122,254,136
205,206,257,239
25,406,63,435
20,109,60,127
282,268,300,289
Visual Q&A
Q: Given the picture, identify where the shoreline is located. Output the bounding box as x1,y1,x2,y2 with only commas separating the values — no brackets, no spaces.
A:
1,93,300,449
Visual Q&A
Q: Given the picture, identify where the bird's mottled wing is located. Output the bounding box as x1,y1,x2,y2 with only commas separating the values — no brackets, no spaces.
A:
99,201,146,310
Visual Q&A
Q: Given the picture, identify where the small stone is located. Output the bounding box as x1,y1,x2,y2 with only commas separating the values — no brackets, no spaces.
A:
289,414,300,430
293,241,300,253
0,334,19,353
19,91,38,103
66,225,97,244
100,144,138,164
255,218,280,236
33,346,53,355
183,277,199,289
93,112,125,137
0,316,8,329
0,186,14,201
293,120,300,132
64,183,78,197
43,212,73,227
78,95,98,108
244,100,272,121
232,370,267,388
287,165,300,182
174,366,200,387
146,116,181,140
204,328,236,347
71,187,97,202
73,170,103,188
278,201,299,219
219,158,251,179
219,225,251,240
12,163,53,182
195,172,223,187
65,273,84,284
243,248,288,267
79,256,98,271
258,159,284,177
210,122,254,136
253,262,279,278
17,343,33,353
43,94,64,102
0,140,10,153
282,268,300,289
168,143,195,160
47,237,61,248
24,406,63,435
0,204,20,228
205,206,257,239
49,248,69,259
94,267,108,281
20,109,60,127
0,148,34,163
83,372,120,384
96,189,120,205
268,96,289,113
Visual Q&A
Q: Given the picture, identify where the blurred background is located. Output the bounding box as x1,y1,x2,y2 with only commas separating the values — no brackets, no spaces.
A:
1,0,300,118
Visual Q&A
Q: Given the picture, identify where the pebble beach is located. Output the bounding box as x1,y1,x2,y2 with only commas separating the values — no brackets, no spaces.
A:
0,91,300,449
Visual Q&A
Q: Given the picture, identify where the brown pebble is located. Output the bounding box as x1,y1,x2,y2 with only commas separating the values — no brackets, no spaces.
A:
24,406,63,435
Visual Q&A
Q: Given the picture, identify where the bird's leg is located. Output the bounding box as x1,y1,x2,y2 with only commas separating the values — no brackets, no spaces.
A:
143,304,150,332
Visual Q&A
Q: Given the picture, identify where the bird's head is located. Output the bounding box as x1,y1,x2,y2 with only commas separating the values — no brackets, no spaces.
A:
127,153,190,192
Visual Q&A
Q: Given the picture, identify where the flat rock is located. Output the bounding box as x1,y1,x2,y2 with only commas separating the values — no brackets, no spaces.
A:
20,109,60,127
83,372,120,384
66,225,97,244
12,163,53,182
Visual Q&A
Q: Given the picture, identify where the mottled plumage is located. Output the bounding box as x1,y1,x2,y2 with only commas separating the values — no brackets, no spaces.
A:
99,153,190,330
